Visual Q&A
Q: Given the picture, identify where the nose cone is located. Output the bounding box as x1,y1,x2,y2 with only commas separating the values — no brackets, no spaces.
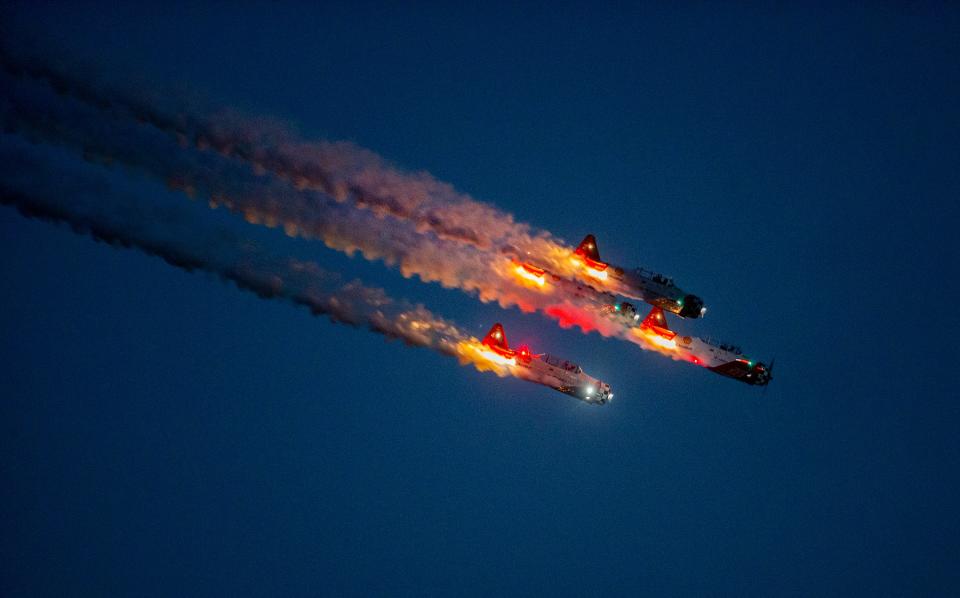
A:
596,383,613,403
679,294,705,318
752,363,772,386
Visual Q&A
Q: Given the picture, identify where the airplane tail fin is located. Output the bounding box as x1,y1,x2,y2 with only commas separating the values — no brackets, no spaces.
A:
482,323,510,351
641,307,672,331
574,234,602,262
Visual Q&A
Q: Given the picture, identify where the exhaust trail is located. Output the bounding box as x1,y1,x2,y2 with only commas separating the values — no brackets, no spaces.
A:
0,45,571,264
0,63,685,359
0,135,578,385
0,72,631,331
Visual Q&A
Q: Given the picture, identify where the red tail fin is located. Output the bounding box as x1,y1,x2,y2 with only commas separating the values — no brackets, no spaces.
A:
641,307,672,332
482,323,510,352
574,234,601,262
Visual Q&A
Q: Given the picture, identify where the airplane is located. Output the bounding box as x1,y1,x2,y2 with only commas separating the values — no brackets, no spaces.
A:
510,235,706,319
570,235,706,318
479,323,614,404
608,302,772,386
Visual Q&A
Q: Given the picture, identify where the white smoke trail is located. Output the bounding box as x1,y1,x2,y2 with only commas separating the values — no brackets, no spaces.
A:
0,71,627,326
0,45,571,263
0,59,684,359
0,135,591,383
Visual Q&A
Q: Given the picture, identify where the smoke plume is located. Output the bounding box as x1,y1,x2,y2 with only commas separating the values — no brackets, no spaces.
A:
0,53,685,359
0,136,573,384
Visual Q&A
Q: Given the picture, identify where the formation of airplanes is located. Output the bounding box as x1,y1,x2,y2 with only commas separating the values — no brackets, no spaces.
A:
475,233,773,404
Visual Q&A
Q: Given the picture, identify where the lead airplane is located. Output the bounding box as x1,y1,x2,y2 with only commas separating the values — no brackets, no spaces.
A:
610,302,772,386
480,323,614,404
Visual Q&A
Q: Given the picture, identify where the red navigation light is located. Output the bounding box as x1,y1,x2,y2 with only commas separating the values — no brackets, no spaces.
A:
516,344,533,363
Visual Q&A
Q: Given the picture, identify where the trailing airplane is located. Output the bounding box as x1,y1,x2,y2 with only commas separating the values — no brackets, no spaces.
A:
478,323,614,404
609,302,772,386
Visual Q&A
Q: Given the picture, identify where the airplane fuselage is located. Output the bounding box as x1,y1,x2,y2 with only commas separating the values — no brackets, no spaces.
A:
670,335,771,386
611,303,772,386
518,352,613,404
480,323,614,404
604,266,705,318
510,234,706,319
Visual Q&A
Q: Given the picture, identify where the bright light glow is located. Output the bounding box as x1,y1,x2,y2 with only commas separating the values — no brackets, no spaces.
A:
586,266,608,281
608,393,614,400
586,386,595,396
633,314,640,321
700,306,707,316
514,264,546,286
648,335,677,350
570,255,608,281
478,346,516,367
516,345,533,363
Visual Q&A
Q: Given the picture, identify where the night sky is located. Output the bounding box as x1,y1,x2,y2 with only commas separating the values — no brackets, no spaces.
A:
2,3,959,595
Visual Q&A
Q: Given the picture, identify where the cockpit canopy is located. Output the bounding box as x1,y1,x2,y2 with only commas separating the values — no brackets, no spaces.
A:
703,337,743,355
543,353,582,374
635,267,675,287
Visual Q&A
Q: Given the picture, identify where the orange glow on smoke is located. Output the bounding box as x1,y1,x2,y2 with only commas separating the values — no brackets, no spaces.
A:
646,333,677,351
513,262,546,287
586,265,608,281
570,255,608,281
478,346,517,367
456,340,518,377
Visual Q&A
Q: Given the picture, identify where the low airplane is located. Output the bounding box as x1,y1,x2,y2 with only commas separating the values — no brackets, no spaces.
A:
480,323,614,404
609,302,772,386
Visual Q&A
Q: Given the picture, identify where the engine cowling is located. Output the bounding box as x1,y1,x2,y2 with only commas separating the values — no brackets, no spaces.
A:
678,294,705,319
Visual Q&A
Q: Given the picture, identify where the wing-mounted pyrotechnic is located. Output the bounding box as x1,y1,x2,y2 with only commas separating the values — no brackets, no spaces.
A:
511,261,550,287
477,323,614,404
617,304,772,386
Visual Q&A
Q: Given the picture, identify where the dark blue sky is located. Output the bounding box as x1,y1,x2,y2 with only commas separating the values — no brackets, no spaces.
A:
2,2,959,595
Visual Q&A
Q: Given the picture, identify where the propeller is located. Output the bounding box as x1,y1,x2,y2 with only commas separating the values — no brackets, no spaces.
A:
762,357,776,397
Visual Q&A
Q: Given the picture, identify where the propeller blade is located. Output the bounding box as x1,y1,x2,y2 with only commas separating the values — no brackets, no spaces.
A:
763,357,776,397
